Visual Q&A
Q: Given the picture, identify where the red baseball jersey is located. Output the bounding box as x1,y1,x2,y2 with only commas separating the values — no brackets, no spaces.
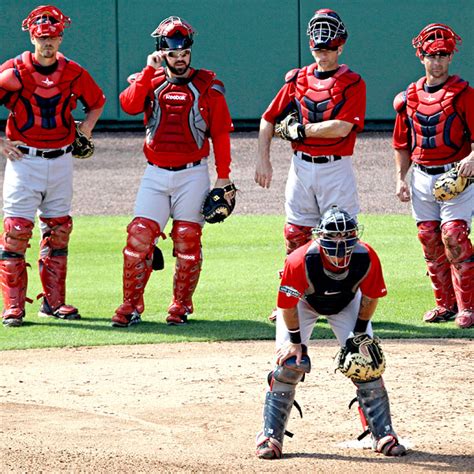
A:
263,64,366,157
393,75,474,166
120,66,233,178
277,240,387,312
0,52,105,149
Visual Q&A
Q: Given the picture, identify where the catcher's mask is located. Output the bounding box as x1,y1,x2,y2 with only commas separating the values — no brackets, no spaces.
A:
412,23,461,58
151,16,194,51
22,5,71,38
307,9,347,51
314,206,361,268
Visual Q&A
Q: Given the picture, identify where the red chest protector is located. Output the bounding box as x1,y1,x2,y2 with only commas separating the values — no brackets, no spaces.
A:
405,75,469,162
294,64,361,149
9,52,82,144
145,68,215,155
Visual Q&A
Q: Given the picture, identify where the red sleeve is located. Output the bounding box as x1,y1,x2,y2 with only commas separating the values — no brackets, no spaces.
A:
358,243,387,299
277,242,311,309
75,68,106,111
336,78,366,131
119,65,156,115
207,82,234,179
392,109,411,150
211,133,231,178
455,86,474,142
262,81,295,124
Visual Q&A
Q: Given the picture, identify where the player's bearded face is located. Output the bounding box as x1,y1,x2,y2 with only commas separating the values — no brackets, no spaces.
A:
164,49,191,76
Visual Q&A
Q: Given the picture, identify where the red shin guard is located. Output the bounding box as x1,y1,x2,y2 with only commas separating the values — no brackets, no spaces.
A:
284,223,313,255
168,220,202,318
417,221,456,311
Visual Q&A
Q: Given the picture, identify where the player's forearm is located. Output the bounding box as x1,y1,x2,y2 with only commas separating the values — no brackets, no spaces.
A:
304,119,353,138
80,106,104,137
394,148,411,181
354,296,378,334
212,132,231,179
258,118,274,162
281,306,300,330
358,295,378,320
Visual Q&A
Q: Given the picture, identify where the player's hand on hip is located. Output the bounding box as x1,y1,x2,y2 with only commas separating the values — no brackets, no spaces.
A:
458,155,474,177
147,51,164,70
396,179,411,202
276,341,302,366
0,139,25,161
255,159,273,188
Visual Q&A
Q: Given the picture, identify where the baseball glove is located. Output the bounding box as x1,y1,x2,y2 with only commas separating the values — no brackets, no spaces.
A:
274,112,306,142
71,123,94,159
201,182,237,224
433,163,473,201
335,334,386,382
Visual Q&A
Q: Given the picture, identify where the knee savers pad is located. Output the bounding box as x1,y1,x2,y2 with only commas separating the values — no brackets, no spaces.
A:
441,220,472,263
417,221,444,260
284,224,313,254
273,355,311,385
1,218,34,255
126,217,161,256
40,216,73,249
171,221,202,259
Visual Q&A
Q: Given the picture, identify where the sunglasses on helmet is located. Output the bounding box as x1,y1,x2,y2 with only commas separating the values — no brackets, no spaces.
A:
166,49,191,59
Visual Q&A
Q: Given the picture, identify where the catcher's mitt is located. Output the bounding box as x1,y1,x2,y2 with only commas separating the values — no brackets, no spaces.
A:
274,112,306,142
72,122,94,159
335,334,386,382
433,163,473,201
201,182,237,224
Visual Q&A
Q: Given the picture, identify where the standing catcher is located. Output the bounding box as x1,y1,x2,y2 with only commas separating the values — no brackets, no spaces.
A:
255,206,406,459
393,23,474,328
255,9,365,320
112,16,235,327
0,5,105,327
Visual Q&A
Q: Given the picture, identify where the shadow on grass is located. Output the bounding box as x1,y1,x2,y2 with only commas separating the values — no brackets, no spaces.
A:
17,317,473,341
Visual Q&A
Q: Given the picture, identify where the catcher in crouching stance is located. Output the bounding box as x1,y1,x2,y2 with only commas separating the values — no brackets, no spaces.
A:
112,16,235,328
256,207,406,459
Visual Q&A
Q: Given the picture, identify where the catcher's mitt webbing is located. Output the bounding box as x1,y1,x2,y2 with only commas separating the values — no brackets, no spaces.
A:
274,113,306,142
201,182,236,224
71,123,94,159
433,163,473,201
335,334,386,382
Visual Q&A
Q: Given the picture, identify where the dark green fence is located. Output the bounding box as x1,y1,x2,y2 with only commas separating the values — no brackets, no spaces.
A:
0,0,472,125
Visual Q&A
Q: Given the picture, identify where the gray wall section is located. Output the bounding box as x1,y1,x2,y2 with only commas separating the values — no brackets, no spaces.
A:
0,1,472,123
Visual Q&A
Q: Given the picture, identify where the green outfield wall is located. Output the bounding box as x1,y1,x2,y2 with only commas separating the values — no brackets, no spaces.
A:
0,0,472,126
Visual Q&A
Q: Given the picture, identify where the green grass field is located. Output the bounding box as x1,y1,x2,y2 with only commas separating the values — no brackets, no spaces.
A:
0,214,471,350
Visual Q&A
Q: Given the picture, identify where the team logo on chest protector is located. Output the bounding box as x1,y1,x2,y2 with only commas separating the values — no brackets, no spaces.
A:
163,91,189,103
406,76,468,160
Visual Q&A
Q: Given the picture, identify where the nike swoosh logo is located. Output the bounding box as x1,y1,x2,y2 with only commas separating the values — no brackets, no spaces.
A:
324,291,341,295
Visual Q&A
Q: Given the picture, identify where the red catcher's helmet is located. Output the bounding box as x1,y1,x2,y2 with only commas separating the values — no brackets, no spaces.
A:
151,16,195,51
412,23,461,58
307,9,348,50
22,5,71,38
